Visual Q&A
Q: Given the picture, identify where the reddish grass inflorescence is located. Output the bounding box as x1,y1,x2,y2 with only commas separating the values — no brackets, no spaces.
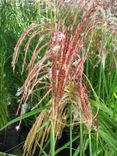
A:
12,0,116,155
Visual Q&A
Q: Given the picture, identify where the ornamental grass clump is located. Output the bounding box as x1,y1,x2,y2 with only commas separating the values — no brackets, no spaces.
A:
12,0,116,155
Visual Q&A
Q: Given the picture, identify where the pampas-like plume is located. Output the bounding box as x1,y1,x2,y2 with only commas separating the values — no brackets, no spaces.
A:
12,0,115,155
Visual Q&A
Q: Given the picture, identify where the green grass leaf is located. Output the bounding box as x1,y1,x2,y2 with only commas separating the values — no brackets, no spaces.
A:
0,104,51,131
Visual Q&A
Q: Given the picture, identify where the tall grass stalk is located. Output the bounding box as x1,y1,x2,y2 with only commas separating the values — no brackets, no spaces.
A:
36,141,48,156
80,114,83,156
50,120,55,156
69,105,73,156
96,132,99,156
89,130,92,156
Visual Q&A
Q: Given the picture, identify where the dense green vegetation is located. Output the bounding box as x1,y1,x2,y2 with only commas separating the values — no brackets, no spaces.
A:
0,1,117,156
